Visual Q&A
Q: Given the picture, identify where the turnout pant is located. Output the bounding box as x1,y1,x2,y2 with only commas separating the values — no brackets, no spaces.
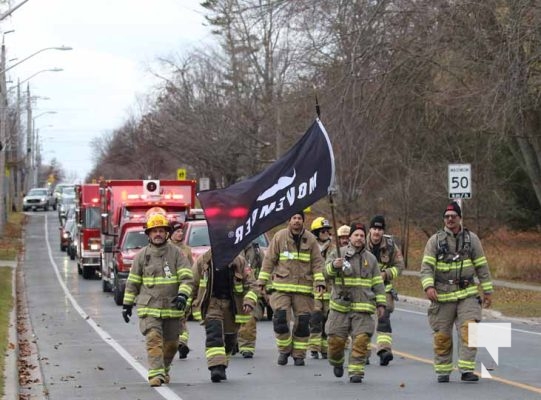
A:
270,291,314,359
139,316,181,381
373,292,394,354
309,298,330,354
205,297,240,368
178,317,189,347
427,296,482,375
237,301,263,354
326,310,375,378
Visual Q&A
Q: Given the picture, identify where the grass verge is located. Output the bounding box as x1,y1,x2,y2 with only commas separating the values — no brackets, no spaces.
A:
0,213,25,260
395,274,541,318
0,267,14,397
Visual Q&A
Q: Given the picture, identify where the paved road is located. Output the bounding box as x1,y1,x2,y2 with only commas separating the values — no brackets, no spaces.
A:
18,212,541,399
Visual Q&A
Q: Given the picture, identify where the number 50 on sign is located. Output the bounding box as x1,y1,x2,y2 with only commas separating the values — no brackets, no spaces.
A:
448,163,472,199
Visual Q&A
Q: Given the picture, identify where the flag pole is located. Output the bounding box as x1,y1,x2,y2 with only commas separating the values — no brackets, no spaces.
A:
313,86,341,258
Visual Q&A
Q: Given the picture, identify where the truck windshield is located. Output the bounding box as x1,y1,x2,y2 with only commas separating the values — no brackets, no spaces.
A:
123,231,148,250
84,207,101,229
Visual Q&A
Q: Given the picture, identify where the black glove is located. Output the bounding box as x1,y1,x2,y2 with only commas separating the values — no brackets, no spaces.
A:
172,294,188,311
122,304,133,323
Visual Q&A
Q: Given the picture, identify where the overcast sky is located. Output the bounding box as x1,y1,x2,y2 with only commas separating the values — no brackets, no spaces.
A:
3,0,211,182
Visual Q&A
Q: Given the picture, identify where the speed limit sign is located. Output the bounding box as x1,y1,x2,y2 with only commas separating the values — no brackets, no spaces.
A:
448,163,472,199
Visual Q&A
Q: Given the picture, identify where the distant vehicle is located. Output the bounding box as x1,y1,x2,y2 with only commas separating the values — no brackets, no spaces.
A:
110,227,148,305
58,193,76,224
183,219,269,261
53,183,75,208
67,222,78,260
59,218,75,252
23,188,55,211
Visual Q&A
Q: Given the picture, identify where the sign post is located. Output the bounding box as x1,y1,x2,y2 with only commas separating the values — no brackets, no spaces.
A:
448,163,472,199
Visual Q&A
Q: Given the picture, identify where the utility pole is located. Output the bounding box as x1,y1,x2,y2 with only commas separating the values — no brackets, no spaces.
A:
25,84,32,193
0,40,7,232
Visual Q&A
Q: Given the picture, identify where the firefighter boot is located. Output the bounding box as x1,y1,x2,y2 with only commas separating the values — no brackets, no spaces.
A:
241,351,254,359
210,365,227,383
350,375,363,383
178,343,190,359
149,376,164,387
294,358,305,366
277,352,290,366
378,349,393,366
461,372,479,382
310,351,319,359
333,366,344,378
437,375,450,383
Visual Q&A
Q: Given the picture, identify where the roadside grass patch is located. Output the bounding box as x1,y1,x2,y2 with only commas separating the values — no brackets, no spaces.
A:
0,267,14,397
394,275,541,318
0,213,25,260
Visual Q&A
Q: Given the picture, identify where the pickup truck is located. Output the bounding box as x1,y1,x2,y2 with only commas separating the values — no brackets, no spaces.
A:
23,187,55,211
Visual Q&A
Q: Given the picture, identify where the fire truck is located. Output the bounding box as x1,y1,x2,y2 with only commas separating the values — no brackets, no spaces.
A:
74,184,102,279
99,179,196,305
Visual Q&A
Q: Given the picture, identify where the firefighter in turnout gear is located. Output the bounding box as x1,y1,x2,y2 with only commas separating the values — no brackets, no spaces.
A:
257,211,326,366
337,225,351,247
169,221,194,359
366,215,404,366
325,223,386,383
122,213,194,387
191,249,259,382
420,202,493,383
236,241,265,358
308,217,335,360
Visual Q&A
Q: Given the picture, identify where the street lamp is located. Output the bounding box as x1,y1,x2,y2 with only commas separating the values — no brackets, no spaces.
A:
8,68,63,91
1,46,72,75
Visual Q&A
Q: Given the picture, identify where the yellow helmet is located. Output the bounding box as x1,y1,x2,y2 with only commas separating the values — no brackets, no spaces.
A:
145,206,167,219
337,225,351,237
311,217,331,233
144,213,170,234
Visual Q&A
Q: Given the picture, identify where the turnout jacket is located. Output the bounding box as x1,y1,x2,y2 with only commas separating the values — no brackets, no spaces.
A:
191,250,259,323
366,234,404,293
257,227,326,294
420,226,493,302
325,244,386,314
123,242,194,318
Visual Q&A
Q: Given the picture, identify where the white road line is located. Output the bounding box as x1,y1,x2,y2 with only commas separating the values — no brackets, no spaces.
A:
44,215,183,400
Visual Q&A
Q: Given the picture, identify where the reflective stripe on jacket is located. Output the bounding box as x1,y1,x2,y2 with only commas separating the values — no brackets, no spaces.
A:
123,242,194,318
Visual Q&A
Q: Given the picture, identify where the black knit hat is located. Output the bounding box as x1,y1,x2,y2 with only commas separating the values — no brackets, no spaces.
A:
291,210,305,221
170,221,184,234
349,222,366,237
370,215,386,230
443,202,462,218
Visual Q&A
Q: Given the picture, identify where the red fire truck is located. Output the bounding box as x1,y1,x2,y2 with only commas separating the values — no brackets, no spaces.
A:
74,184,102,279
99,179,196,305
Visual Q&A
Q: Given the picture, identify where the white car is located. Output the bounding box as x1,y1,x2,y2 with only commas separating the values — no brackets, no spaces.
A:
23,188,54,211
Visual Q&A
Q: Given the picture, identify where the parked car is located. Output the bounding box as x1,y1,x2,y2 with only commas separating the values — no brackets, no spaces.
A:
67,221,78,260
53,183,75,209
23,188,55,211
183,219,269,261
58,194,76,224
59,218,75,252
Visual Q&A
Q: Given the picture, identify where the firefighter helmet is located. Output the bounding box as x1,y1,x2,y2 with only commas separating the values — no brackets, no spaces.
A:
144,213,170,234
145,206,167,219
337,225,351,237
311,217,331,233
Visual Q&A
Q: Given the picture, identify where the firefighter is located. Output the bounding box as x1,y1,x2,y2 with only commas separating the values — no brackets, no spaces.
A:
421,202,493,383
325,223,386,383
337,225,351,247
169,221,194,359
236,241,265,358
122,213,194,387
191,249,259,382
365,215,404,366
308,217,335,359
257,211,326,366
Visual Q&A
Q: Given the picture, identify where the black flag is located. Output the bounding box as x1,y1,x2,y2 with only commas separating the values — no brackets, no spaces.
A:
197,119,336,268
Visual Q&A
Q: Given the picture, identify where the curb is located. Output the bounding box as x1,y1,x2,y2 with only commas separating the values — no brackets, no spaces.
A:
3,261,19,400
